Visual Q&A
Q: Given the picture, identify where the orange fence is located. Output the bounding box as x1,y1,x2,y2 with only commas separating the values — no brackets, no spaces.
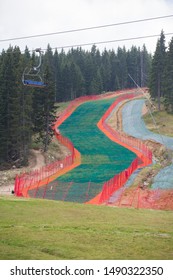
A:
101,93,152,166
98,158,139,204
53,90,123,128
110,186,173,211
14,133,76,196
14,88,153,207
88,92,152,204
14,90,122,197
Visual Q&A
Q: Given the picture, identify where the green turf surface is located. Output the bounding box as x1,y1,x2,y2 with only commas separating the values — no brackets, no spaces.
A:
30,98,136,202
58,98,136,183
0,197,173,260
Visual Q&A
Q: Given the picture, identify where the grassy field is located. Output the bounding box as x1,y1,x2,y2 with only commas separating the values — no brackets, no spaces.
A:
143,110,173,137
0,196,173,260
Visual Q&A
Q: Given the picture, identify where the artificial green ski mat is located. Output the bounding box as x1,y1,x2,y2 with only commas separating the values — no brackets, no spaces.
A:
29,97,136,202
58,98,136,182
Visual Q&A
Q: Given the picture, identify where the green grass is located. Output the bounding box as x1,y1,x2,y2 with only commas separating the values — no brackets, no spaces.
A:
0,196,173,260
143,110,173,137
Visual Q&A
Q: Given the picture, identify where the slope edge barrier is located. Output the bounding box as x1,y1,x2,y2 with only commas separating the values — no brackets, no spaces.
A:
14,134,80,196
14,88,152,204
14,90,124,197
87,92,152,204
113,186,173,211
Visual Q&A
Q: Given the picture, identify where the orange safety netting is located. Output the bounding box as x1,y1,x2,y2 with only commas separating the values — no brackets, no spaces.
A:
87,91,152,204
110,186,173,211
14,91,120,197
14,88,153,207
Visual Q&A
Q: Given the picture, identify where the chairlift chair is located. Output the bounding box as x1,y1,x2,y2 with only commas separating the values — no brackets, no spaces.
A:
22,48,46,88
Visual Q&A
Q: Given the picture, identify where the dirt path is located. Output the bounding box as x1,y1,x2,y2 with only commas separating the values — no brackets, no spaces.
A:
0,150,46,196
31,150,46,169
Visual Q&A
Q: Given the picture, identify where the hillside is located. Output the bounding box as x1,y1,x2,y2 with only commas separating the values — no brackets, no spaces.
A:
0,196,173,260
0,92,173,260
1,92,173,203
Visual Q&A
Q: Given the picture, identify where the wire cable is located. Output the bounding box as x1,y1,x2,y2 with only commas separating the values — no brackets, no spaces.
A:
1,32,173,55
41,32,173,51
0,14,173,43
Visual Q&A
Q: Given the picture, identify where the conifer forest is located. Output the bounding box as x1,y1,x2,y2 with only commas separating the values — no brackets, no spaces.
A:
0,31,173,167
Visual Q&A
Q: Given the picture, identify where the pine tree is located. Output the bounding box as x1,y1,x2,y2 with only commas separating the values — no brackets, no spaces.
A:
100,49,111,91
0,46,32,166
140,44,151,87
84,52,96,94
109,50,118,90
42,65,56,152
32,48,56,153
149,30,166,110
69,61,84,98
0,50,7,165
1,47,20,164
127,46,141,87
163,37,173,113
90,68,103,94
19,49,33,164
116,47,128,89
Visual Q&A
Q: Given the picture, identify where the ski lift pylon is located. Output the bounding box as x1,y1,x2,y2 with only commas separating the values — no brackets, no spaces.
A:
22,48,46,88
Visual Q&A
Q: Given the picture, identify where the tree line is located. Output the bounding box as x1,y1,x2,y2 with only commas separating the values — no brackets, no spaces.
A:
0,46,56,168
54,44,151,101
149,30,173,113
0,41,154,168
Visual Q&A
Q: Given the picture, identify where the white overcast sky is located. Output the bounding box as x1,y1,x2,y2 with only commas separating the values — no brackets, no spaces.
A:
0,0,173,54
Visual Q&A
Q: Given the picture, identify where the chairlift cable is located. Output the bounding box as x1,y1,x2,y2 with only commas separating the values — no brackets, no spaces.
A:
1,32,173,55
0,14,173,43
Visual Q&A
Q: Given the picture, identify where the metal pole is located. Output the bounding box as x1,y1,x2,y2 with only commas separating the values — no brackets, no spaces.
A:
128,73,165,146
